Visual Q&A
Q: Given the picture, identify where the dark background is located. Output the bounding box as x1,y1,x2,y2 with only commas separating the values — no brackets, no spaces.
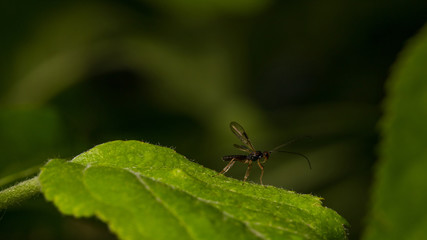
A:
1,0,426,239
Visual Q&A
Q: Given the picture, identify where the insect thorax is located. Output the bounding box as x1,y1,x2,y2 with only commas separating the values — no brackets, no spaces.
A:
248,151,264,161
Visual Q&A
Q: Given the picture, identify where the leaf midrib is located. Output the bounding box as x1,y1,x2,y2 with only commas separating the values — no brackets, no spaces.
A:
76,162,321,240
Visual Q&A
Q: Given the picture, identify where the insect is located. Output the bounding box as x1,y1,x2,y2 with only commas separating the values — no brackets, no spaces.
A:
217,121,311,185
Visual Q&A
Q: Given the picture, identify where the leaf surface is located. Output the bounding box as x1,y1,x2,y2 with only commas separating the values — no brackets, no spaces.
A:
39,140,347,240
363,24,427,240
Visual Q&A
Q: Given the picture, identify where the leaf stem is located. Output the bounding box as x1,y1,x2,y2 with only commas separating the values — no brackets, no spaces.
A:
0,177,41,209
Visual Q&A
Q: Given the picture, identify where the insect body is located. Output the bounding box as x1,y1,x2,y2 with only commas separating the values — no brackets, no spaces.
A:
218,121,311,185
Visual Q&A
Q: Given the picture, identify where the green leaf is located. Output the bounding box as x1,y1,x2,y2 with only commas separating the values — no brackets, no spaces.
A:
39,140,347,240
363,24,427,239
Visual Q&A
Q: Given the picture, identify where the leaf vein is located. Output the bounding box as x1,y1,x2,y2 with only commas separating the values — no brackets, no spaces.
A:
131,171,197,240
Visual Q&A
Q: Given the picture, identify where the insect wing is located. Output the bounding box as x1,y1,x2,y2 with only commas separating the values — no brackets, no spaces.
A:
230,122,255,151
233,144,252,153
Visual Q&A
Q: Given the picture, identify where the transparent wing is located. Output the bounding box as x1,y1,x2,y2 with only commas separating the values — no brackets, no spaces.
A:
233,144,252,153
230,122,255,151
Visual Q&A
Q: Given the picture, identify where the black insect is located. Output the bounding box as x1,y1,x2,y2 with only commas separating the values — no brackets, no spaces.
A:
217,121,311,185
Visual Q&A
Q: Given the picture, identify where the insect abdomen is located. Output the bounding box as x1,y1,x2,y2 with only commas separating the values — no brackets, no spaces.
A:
222,155,247,161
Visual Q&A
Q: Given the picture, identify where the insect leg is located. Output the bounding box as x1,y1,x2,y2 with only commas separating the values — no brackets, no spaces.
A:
243,160,253,182
217,159,236,175
257,159,264,185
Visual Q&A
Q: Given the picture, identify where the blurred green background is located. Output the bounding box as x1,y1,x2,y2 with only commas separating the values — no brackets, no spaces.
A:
1,0,426,239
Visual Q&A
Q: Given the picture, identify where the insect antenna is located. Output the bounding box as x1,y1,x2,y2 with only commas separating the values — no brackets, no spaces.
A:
269,136,312,169
275,150,312,169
